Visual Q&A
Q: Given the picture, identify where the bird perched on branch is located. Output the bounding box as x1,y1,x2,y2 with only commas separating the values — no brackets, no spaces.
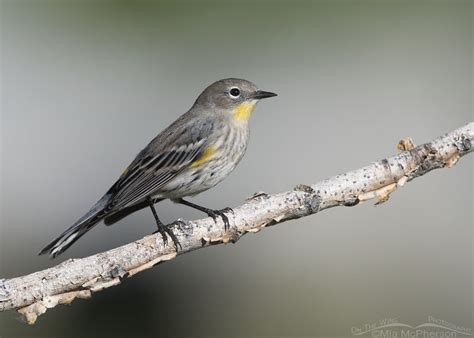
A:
39,78,277,258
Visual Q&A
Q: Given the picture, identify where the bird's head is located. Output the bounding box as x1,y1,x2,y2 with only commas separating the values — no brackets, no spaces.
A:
194,78,277,122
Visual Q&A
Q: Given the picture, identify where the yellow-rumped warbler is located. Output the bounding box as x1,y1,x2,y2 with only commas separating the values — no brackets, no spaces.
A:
40,78,276,258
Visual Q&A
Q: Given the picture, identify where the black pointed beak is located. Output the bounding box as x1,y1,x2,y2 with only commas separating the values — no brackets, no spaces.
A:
251,90,277,100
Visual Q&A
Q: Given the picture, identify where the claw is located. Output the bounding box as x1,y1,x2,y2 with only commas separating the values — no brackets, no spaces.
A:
173,219,188,230
152,227,169,246
153,222,182,251
207,209,231,231
222,207,234,214
174,199,233,233
165,224,182,251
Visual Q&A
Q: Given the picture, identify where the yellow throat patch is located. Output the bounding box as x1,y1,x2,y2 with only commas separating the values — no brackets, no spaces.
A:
234,102,256,122
191,146,216,167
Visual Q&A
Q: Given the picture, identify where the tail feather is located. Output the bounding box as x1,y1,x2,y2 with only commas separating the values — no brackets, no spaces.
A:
39,194,112,258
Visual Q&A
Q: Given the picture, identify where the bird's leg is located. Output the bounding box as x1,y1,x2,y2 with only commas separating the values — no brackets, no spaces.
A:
147,197,181,250
174,198,233,231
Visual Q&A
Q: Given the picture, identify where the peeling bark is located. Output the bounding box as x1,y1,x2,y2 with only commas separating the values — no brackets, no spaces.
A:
0,122,472,324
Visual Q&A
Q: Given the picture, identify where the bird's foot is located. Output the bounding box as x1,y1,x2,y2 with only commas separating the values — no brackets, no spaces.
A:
153,222,182,251
206,207,234,231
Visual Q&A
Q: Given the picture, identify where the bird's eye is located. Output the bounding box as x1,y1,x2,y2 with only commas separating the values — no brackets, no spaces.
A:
229,87,241,98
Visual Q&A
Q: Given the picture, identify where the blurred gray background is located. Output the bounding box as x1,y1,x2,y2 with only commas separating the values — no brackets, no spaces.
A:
0,1,472,337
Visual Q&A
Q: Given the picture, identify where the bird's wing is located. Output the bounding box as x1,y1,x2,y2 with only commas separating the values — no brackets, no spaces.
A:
108,113,215,210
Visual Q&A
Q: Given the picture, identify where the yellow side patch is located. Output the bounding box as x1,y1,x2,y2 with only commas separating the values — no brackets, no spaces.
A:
234,102,256,122
121,166,130,177
191,146,216,167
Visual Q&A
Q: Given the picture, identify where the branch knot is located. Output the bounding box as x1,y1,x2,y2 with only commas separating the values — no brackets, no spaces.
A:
294,184,321,214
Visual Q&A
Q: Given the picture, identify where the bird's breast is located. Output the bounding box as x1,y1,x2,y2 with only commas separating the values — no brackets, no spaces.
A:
157,124,249,198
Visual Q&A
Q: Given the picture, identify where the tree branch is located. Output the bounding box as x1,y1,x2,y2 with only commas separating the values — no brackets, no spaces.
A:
1,123,472,324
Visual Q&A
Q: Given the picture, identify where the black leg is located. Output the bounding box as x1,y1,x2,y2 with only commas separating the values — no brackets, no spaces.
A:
104,198,164,226
174,198,233,231
147,197,181,250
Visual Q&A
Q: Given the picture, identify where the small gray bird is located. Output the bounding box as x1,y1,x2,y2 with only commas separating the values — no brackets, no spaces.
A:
40,78,277,258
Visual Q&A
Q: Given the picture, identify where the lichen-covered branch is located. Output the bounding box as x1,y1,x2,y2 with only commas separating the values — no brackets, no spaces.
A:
1,122,472,325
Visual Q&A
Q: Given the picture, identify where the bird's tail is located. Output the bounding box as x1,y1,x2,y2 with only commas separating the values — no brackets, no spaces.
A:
39,193,113,258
